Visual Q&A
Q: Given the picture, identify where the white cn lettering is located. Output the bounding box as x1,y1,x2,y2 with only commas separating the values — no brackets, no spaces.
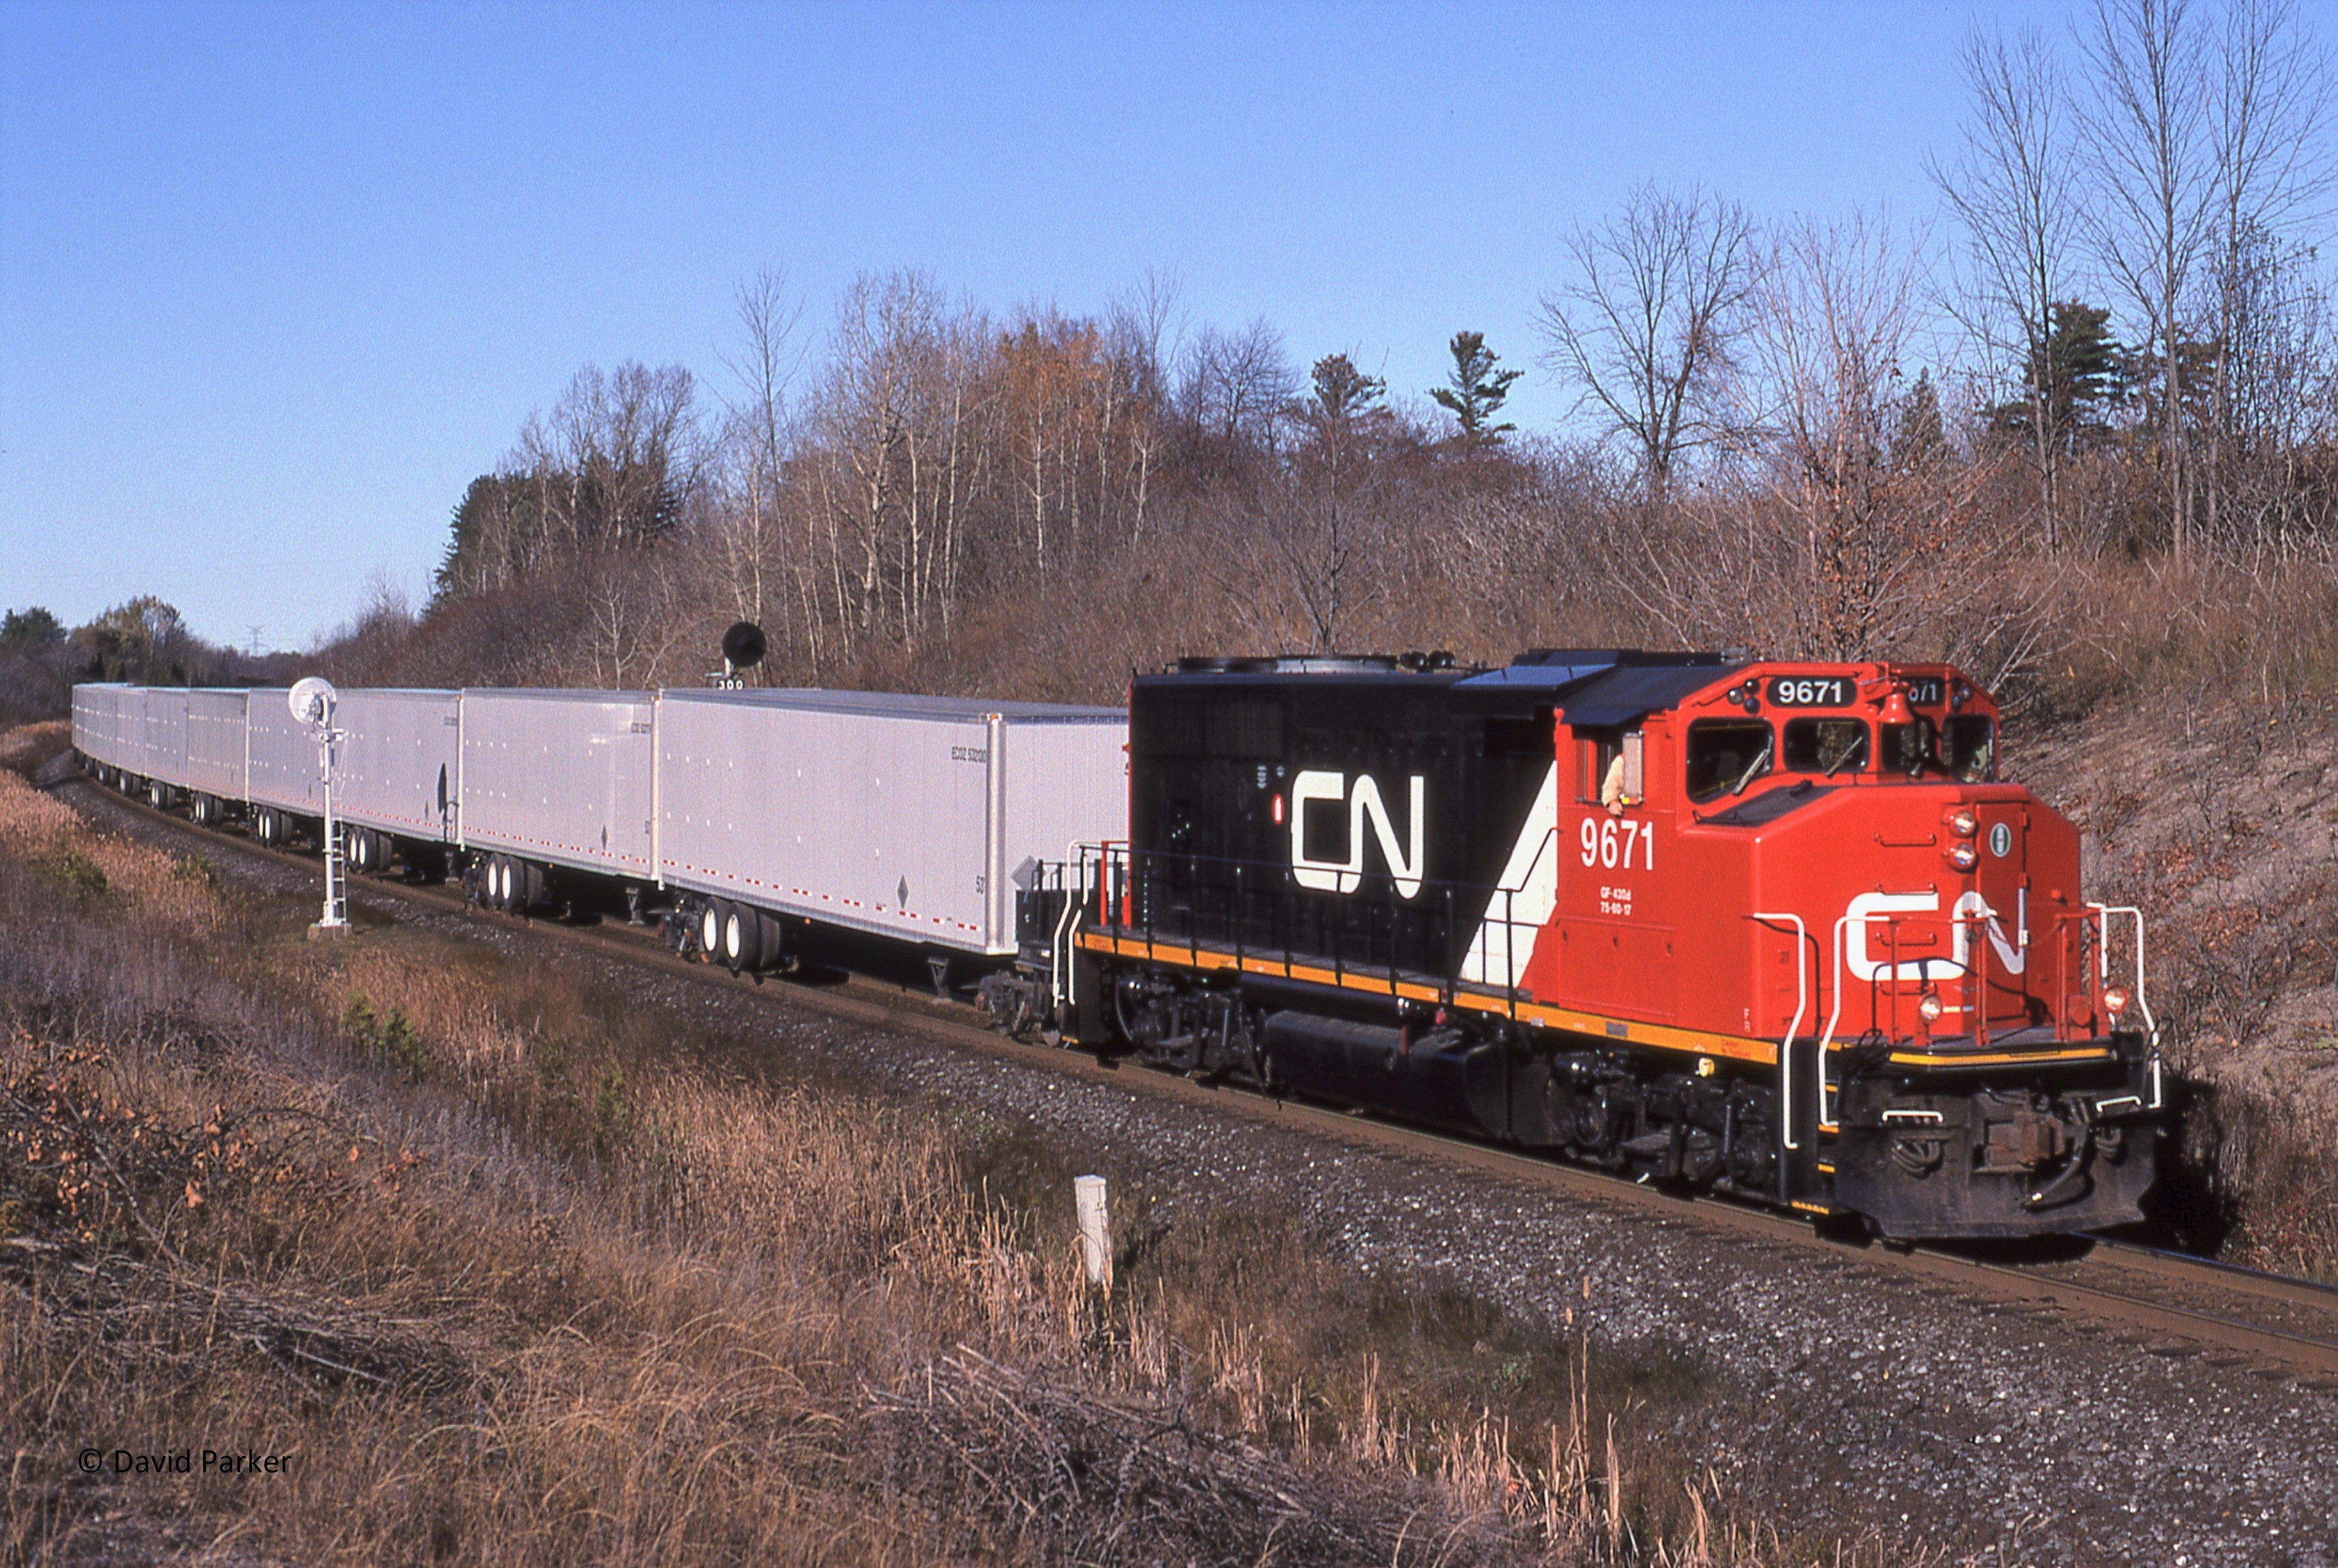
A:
1290,770,1426,900
1842,889,2029,980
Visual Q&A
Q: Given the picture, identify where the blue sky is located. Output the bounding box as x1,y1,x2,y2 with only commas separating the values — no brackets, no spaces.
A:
5,0,2055,650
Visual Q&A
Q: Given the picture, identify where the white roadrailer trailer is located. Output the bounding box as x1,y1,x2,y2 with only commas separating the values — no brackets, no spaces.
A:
184,689,250,805
654,687,1128,958
331,689,460,847
244,689,325,820
457,688,658,881
134,689,188,795
69,684,138,775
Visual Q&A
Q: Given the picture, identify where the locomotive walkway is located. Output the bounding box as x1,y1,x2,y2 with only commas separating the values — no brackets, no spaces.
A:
55,767,2338,1565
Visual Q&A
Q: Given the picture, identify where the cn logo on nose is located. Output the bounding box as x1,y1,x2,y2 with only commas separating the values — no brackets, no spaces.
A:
1290,771,1425,899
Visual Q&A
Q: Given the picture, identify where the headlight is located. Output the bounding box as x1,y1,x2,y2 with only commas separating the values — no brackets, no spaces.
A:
2104,986,2131,1020
1918,993,1945,1022
1947,842,1978,871
1947,809,1978,838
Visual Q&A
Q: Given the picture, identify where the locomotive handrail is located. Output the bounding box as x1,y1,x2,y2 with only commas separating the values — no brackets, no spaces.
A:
2085,903,2155,1035
1051,840,1098,1022
1504,827,1561,1009
1819,909,1916,1136
1746,912,1809,1151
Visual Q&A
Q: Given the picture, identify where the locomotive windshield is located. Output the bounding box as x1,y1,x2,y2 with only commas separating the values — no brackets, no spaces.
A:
1783,717,1868,777
1685,719,1773,801
1880,717,1937,777
1944,715,1995,781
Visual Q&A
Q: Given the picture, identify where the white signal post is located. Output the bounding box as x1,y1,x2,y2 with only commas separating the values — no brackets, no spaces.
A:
289,678,347,932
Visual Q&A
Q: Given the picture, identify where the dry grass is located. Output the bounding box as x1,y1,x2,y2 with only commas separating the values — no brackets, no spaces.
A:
0,721,68,779
0,730,1961,1565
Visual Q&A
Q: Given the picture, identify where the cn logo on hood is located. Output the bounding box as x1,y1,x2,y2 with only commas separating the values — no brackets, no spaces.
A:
1290,771,1426,899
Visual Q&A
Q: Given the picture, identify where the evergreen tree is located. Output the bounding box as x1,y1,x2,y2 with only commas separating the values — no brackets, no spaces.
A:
1430,331,1523,447
0,606,64,653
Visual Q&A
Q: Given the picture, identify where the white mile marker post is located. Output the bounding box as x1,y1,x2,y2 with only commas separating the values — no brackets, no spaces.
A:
1073,1175,1111,1292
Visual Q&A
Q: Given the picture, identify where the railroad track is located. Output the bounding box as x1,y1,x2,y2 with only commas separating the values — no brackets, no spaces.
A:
55,770,2338,1392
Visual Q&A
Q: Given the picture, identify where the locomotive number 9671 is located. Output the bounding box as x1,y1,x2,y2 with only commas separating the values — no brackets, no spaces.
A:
1768,676,1852,707
1580,815,1654,869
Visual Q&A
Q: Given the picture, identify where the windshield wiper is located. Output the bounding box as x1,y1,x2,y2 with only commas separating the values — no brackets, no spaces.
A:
1731,739,1774,795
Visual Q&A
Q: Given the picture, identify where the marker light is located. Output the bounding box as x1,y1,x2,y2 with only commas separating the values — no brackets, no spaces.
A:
1947,842,1979,871
2103,986,2131,1020
1947,809,1978,838
1271,793,1285,825
1918,993,1945,1022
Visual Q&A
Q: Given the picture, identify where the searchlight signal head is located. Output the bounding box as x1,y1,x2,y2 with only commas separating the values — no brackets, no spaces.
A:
709,622,767,689
289,676,339,728
722,622,767,670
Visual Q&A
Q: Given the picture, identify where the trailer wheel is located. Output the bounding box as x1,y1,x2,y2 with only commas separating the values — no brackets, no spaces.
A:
698,900,725,963
722,905,751,974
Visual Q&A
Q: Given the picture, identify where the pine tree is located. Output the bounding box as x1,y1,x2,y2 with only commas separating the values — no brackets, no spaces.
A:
1430,331,1523,448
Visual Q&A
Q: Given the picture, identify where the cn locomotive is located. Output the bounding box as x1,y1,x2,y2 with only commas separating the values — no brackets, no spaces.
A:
993,649,2162,1240
70,646,2161,1240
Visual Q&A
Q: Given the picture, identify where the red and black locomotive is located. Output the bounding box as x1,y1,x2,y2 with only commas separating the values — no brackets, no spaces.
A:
1018,650,2162,1239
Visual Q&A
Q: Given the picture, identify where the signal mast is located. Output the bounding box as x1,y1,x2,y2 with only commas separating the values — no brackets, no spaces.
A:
288,676,347,934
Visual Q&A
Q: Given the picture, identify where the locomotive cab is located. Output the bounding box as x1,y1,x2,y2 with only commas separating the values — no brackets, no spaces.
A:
1058,649,2162,1241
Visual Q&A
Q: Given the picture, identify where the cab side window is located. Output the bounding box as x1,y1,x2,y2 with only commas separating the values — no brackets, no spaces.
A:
1576,729,1645,806
1576,731,1619,804
1783,717,1868,777
1685,719,1774,802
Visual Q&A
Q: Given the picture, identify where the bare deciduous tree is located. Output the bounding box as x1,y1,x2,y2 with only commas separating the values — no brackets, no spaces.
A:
713,268,807,631
1536,182,1757,498
2200,0,2336,550
1178,317,1296,458
1932,25,2083,541
2077,0,2220,561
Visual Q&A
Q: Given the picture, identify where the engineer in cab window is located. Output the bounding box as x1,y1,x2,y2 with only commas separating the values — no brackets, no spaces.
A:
1599,731,1643,815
